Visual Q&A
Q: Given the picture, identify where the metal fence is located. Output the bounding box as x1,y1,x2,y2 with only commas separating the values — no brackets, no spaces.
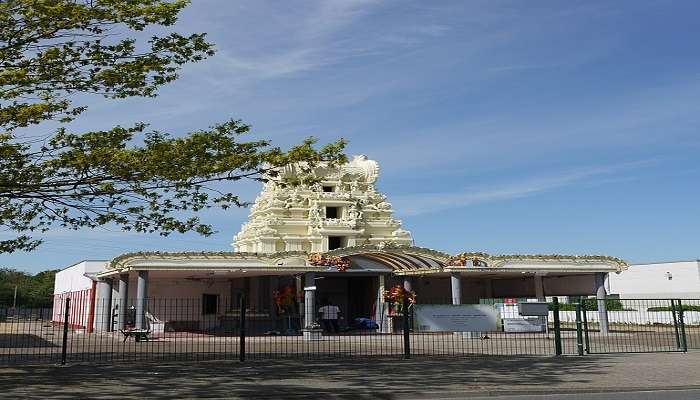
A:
1,297,697,365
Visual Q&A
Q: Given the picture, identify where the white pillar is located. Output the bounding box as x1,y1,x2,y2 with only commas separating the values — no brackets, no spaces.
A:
534,275,545,301
596,272,609,334
95,279,113,332
135,271,148,330
303,272,316,329
117,273,129,330
450,272,462,305
375,274,389,332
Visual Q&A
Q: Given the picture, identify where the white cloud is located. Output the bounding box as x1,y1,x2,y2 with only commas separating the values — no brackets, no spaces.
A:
392,160,655,216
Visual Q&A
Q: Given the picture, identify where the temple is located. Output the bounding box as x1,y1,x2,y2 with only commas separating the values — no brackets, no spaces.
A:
53,155,628,336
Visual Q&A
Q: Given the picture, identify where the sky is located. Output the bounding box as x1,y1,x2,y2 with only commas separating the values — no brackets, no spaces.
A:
4,0,700,273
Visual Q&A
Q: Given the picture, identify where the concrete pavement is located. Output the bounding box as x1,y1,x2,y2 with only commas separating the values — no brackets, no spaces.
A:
1,352,699,399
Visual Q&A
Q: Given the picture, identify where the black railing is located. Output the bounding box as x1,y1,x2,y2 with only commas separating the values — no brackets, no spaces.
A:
1,297,697,365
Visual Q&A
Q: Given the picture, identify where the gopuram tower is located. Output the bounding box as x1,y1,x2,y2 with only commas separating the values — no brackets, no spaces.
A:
232,155,413,253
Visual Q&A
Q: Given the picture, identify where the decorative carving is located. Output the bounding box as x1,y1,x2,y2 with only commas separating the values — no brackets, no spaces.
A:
232,155,413,253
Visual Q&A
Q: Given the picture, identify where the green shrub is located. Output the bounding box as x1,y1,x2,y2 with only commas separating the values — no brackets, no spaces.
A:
647,305,700,312
549,298,625,311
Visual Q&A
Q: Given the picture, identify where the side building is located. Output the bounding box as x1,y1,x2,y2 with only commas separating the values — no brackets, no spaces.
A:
52,260,108,330
607,260,700,299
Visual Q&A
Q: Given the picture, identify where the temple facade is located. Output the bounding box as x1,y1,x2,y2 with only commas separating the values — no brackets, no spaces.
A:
53,155,628,336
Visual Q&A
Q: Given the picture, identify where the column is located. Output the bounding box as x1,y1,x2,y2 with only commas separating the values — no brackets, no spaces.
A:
295,275,303,317
596,272,610,334
484,279,494,299
375,275,389,332
269,276,279,320
95,279,113,332
135,271,148,330
117,273,129,330
534,275,547,333
303,272,316,329
534,275,545,301
450,272,462,305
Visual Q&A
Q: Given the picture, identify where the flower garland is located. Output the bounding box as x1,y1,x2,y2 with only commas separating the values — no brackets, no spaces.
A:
383,285,417,304
383,285,416,315
272,285,296,314
308,253,350,272
447,254,485,267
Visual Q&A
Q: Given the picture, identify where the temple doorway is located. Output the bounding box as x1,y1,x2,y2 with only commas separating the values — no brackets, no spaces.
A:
316,276,378,324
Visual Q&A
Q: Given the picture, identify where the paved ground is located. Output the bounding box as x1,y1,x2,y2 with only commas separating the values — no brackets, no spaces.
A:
1,351,699,399
463,390,700,400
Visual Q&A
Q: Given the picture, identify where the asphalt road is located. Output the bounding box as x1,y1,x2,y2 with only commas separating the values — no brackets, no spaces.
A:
456,389,700,400
2,352,699,399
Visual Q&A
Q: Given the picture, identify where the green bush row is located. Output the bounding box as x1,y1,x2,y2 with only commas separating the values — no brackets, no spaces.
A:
549,298,625,311
647,305,700,312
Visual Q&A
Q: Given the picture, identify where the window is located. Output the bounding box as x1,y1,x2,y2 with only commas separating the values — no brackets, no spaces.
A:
328,236,345,250
202,294,218,315
325,206,339,219
322,186,334,192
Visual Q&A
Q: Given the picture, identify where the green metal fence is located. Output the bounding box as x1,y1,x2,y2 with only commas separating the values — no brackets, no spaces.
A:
1,296,697,365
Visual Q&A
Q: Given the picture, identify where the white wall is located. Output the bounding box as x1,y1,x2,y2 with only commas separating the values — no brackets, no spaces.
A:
608,261,700,299
552,310,700,326
53,260,107,294
52,260,107,326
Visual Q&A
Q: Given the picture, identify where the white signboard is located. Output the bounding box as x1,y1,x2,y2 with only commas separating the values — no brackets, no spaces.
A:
414,304,498,332
503,318,546,333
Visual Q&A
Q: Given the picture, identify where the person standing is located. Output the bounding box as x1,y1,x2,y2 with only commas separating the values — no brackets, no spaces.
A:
318,299,341,333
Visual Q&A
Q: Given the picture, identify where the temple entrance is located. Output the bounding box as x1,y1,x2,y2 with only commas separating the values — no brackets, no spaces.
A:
315,276,378,326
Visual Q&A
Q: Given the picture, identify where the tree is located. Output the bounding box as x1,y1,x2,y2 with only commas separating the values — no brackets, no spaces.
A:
0,268,59,307
0,1,346,253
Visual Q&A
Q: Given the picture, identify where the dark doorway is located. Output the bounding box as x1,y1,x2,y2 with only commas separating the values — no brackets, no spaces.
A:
315,276,378,324
347,277,377,320
328,236,344,250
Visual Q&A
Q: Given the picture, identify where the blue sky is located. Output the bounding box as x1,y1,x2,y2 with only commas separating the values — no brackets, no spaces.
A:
4,0,700,273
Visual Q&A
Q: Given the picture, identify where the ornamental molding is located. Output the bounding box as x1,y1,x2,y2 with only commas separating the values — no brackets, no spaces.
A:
108,248,628,273
446,252,628,271
322,244,453,262
109,250,308,271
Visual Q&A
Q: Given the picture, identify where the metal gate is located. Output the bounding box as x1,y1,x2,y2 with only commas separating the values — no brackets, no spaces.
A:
577,298,690,354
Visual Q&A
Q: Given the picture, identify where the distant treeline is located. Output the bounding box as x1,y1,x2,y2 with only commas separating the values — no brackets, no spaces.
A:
0,268,59,308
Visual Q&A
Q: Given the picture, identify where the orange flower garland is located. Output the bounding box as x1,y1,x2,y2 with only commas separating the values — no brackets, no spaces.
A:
308,253,350,272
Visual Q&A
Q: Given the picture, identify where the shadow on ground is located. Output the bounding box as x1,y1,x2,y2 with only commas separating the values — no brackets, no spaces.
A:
0,334,58,348
0,355,611,399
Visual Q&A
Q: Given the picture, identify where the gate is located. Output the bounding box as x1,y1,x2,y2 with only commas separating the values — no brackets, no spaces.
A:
576,298,692,354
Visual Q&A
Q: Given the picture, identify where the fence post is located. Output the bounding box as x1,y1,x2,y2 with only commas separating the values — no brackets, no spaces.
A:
552,297,562,356
239,294,246,362
61,298,71,365
575,302,584,356
402,294,411,359
678,299,687,353
581,301,590,354
671,299,681,350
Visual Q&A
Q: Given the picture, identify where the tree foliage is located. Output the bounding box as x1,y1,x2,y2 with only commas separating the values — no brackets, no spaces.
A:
0,1,346,253
0,268,58,307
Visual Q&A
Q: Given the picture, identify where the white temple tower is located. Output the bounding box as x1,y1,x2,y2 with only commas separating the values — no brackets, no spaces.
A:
232,155,413,253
